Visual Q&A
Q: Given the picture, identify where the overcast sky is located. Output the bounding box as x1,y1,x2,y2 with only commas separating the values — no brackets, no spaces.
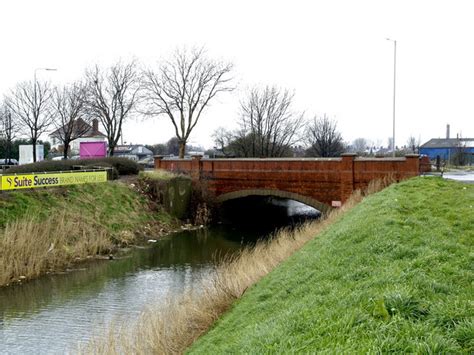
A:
1,0,473,149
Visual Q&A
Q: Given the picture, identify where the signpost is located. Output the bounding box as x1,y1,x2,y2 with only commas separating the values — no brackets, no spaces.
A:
0,170,107,191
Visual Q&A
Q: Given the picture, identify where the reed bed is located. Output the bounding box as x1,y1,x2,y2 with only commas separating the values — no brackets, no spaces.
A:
85,178,392,354
0,212,111,287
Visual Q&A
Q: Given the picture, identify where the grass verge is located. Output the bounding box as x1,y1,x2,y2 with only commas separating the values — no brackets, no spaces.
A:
0,181,176,287
190,177,473,353
86,177,473,354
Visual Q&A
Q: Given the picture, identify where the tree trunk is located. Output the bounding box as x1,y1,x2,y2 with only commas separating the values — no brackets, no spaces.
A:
108,140,115,156
63,142,70,159
32,139,37,163
179,142,186,159
6,142,12,163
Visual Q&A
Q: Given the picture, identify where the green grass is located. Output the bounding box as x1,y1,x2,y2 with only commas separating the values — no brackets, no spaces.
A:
189,177,474,353
0,181,178,286
139,169,181,181
0,181,166,237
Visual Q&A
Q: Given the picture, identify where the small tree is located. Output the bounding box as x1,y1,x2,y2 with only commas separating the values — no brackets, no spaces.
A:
85,60,141,156
406,135,420,154
305,115,345,157
166,137,181,156
452,137,468,166
51,82,89,158
0,102,18,162
351,137,369,155
143,47,233,158
212,127,237,157
5,80,54,162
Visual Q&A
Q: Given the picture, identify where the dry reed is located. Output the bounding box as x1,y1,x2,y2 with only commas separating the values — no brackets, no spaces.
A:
0,212,112,287
85,177,393,355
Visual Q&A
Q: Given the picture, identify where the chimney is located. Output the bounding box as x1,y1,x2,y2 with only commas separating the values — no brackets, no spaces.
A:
92,118,99,132
446,124,450,139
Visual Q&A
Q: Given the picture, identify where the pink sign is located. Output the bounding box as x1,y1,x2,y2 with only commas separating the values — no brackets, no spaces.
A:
80,141,107,159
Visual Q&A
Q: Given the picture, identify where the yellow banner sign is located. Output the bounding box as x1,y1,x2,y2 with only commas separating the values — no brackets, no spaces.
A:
0,171,107,191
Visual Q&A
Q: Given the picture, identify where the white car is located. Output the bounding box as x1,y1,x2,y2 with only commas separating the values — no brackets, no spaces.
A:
0,158,18,165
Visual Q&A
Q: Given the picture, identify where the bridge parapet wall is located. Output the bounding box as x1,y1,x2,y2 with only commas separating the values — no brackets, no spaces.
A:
154,154,419,207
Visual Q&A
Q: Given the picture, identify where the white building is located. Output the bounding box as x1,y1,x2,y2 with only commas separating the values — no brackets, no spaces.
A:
50,118,107,155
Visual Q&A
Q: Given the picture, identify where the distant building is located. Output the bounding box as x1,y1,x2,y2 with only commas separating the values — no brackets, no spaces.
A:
50,118,107,155
420,138,474,160
113,145,153,161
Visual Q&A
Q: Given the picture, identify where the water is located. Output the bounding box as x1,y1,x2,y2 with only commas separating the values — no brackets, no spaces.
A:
0,199,318,354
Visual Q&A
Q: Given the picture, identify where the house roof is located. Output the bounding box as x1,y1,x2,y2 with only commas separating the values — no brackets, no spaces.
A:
50,118,106,138
114,145,153,155
421,138,474,148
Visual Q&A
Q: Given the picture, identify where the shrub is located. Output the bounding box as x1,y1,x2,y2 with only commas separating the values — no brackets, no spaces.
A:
88,157,142,175
6,157,142,177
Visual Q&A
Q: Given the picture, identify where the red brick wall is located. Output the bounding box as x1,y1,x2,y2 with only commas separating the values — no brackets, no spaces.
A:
154,155,420,208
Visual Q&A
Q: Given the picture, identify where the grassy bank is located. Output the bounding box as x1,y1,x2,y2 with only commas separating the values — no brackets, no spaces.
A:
87,177,473,354
189,177,473,353
85,180,380,354
0,181,175,287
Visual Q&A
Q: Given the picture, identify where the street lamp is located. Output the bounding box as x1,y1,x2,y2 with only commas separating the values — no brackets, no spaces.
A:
386,38,396,157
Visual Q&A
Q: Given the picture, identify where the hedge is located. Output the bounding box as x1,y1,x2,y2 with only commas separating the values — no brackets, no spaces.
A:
6,157,142,178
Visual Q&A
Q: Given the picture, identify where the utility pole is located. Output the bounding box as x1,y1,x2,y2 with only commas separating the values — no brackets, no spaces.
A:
386,38,397,157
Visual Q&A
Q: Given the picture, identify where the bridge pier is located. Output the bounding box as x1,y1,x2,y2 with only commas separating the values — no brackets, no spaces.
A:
191,155,203,180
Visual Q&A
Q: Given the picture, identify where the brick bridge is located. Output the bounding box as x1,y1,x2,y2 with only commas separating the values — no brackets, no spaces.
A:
154,154,421,212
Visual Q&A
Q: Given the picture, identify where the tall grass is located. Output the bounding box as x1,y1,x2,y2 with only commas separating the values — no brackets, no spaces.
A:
0,182,170,287
139,169,184,181
0,212,112,287
85,179,391,354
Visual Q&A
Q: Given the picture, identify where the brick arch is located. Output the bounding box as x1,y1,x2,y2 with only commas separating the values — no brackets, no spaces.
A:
215,189,331,213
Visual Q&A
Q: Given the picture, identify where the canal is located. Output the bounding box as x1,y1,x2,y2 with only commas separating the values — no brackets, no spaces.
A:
0,198,319,353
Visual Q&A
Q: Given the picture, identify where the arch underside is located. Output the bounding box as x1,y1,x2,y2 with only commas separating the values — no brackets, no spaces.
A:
216,189,331,213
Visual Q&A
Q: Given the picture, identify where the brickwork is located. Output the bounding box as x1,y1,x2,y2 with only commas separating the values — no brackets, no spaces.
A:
154,155,420,210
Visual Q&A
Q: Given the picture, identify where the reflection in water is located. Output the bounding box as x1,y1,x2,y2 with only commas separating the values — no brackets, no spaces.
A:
0,197,319,354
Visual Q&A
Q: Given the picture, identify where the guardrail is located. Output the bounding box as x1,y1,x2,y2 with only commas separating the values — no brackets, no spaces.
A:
0,168,111,191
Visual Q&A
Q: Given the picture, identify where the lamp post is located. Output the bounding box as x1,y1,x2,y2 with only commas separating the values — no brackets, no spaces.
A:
386,38,396,157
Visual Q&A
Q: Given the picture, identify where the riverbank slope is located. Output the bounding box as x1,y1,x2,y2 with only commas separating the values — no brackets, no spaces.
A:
0,180,175,287
189,177,473,353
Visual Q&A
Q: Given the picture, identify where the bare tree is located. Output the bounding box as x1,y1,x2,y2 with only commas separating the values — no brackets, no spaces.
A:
241,86,304,157
387,137,394,153
352,137,369,155
0,102,18,162
143,47,233,158
305,115,345,157
51,82,89,159
231,86,304,157
406,135,420,153
85,60,141,156
5,80,54,162
212,127,236,157
452,136,468,166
